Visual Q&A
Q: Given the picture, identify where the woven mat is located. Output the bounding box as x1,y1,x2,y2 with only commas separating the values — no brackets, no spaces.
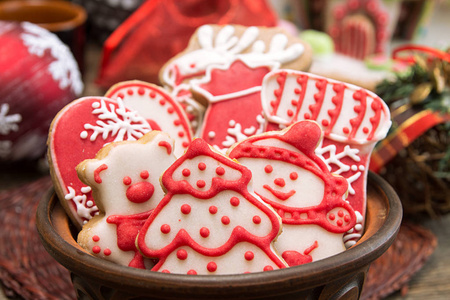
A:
0,177,437,300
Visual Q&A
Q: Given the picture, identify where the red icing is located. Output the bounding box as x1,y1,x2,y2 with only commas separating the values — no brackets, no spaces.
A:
137,138,286,272
229,121,357,233
123,176,132,185
244,251,254,261
126,181,155,203
158,141,172,155
281,240,318,266
348,89,367,139
207,262,217,272
181,204,191,214
93,246,101,254
92,235,100,242
94,164,108,184
140,170,149,179
107,210,153,269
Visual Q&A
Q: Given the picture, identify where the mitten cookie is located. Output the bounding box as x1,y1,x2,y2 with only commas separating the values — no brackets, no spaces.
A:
105,80,193,157
260,70,391,246
229,121,357,265
77,131,177,269
48,97,152,228
159,24,313,133
137,138,287,274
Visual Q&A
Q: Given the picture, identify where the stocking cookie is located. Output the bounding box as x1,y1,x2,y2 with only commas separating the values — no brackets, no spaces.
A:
77,131,176,269
229,121,357,265
159,24,312,133
105,80,193,157
261,70,391,246
190,58,277,152
48,97,152,228
137,138,287,274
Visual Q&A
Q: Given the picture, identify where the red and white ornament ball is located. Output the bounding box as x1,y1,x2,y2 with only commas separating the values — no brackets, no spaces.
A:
0,21,83,161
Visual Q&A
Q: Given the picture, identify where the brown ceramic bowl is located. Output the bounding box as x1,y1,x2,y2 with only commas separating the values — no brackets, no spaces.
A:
36,172,402,300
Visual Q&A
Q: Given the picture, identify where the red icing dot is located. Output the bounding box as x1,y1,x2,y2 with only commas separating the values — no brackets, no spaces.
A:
167,107,174,114
287,109,294,117
182,141,189,148
197,180,206,188
140,170,149,179
329,213,336,221
322,119,329,127
343,127,350,134
178,131,185,138
187,270,197,275
190,63,196,69
338,210,344,217
161,269,170,273
177,249,188,260
123,176,132,185
161,224,171,234
209,206,218,214
264,165,273,173
337,220,343,227
92,235,100,242
363,127,369,134
137,87,145,95
127,89,133,95
117,92,125,99
344,215,350,222
221,216,230,225
290,172,298,180
149,92,156,98
270,100,276,107
181,204,191,214
245,251,254,261
230,197,240,207
174,119,181,126
92,246,101,254
207,262,217,272
104,249,111,256
304,113,311,119
216,166,225,176
253,216,261,224
291,99,298,106
198,162,206,170
182,168,191,177
263,266,274,271
159,99,166,106
200,227,210,238
274,178,285,187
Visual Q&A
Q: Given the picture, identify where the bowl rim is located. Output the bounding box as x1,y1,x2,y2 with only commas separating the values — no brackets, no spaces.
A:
36,172,402,296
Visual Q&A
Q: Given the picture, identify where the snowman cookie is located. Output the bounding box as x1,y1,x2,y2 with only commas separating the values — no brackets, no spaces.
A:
104,80,193,157
137,138,287,274
228,120,357,265
77,131,177,268
159,24,313,133
48,97,152,228
261,70,391,246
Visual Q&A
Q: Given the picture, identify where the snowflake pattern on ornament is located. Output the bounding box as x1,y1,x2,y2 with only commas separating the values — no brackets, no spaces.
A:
0,103,22,135
220,114,266,152
80,97,151,143
20,22,83,95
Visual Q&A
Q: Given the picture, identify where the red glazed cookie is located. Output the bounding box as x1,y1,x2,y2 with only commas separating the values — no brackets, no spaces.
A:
48,97,152,228
77,131,177,269
104,80,193,157
228,121,357,265
159,24,313,133
137,138,287,274
260,70,391,246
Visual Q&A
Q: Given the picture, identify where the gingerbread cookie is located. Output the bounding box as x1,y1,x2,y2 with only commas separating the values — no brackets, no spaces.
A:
137,138,287,274
104,80,193,157
190,58,277,152
260,70,391,246
228,121,357,265
47,97,152,228
76,131,176,268
159,24,313,133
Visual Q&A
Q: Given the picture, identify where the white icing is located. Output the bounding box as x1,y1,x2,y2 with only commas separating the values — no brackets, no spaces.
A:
20,22,83,95
221,114,266,149
83,97,151,143
0,104,21,135
65,186,98,220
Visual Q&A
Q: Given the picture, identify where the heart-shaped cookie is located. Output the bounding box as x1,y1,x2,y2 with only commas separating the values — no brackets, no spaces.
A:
48,96,152,228
105,80,193,158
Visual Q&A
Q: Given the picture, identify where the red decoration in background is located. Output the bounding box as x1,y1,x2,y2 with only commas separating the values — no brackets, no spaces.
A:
96,0,278,89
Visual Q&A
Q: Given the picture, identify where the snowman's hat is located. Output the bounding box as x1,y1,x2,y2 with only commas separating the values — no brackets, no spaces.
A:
228,120,327,172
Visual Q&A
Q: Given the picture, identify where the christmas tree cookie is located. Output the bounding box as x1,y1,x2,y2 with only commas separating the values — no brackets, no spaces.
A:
76,131,177,269
228,121,357,265
137,138,287,274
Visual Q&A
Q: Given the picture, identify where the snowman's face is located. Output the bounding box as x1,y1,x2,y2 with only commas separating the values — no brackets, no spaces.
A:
241,158,325,209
